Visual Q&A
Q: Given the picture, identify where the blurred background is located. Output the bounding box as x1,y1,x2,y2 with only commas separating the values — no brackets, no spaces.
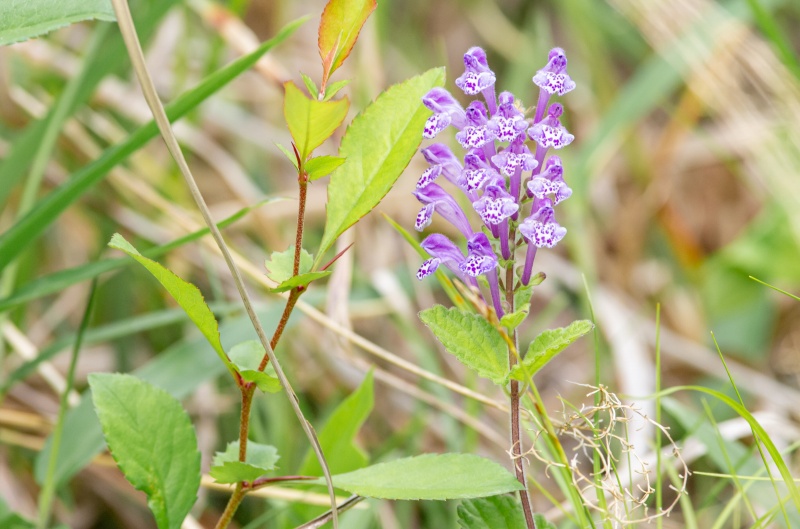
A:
2,0,800,527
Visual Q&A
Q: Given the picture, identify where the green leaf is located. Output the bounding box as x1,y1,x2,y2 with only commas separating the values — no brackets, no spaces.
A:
499,311,527,331
283,81,349,160
0,18,304,271
265,246,313,283
210,441,279,484
533,514,558,529
324,79,351,101
0,496,34,529
318,0,376,82
457,495,526,529
0,0,115,46
500,282,535,330
300,370,373,476
275,142,299,170
509,320,594,382
419,305,509,386
305,155,345,181
323,454,523,500
108,234,232,371
264,246,331,292
89,374,200,529
228,341,281,393
317,67,445,263
300,72,319,97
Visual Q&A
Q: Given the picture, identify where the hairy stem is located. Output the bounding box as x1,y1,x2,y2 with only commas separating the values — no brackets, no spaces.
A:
214,484,246,529
506,259,537,528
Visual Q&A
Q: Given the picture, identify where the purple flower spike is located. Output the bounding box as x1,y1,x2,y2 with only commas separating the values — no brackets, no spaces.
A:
528,103,574,150
422,88,467,138
417,233,467,280
519,198,567,248
456,101,495,149
414,183,473,238
473,184,519,226
459,232,498,277
487,92,528,142
527,156,572,204
455,47,497,96
492,144,537,177
533,47,576,96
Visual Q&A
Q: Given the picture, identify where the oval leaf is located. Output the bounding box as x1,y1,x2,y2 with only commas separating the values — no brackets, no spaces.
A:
0,0,115,46
284,81,349,160
510,320,594,381
317,67,445,262
419,305,509,386
89,374,200,529
210,440,279,484
323,453,523,500
318,0,376,83
457,496,526,529
305,155,346,181
108,234,232,371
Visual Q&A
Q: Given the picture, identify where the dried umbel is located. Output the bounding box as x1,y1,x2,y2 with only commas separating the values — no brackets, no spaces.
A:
525,384,690,527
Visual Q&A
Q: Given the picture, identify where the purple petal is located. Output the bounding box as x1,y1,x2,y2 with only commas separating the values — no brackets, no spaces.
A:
472,184,520,225
423,113,451,139
455,47,497,95
459,232,498,277
416,257,440,280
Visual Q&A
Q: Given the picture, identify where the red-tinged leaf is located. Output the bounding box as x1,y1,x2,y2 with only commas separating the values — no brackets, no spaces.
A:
318,0,377,86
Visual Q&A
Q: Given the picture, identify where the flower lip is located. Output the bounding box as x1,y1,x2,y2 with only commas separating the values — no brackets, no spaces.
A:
417,233,467,280
527,155,572,204
532,47,576,96
519,198,567,248
487,92,528,142
459,232,498,277
455,47,497,95
422,88,467,138
413,183,474,237
472,184,520,226
527,104,574,150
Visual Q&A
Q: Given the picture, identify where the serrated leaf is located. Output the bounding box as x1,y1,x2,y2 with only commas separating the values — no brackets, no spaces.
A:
108,234,232,371
210,440,279,484
265,246,313,284
284,81,349,160
317,67,445,263
499,311,527,331
510,320,594,381
457,495,526,529
89,374,200,529
305,155,345,181
228,341,281,393
324,79,351,101
268,271,331,293
318,0,376,83
419,305,509,386
275,142,299,170
301,370,373,476
300,72,318,97
0,0,115,46
322,454,523,500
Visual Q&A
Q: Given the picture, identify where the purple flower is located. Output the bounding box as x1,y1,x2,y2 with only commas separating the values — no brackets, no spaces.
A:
472,183,519,226
528,103,574,150
486,92,528,142
417,233,468,281
461,149,500,195
422,88,466,139
492,141,537,177
455,101,495,149
459,232,498,277
413,183,473,238
519,198,567,248
455,47,497,95
532,47,576,96
527,156,572,204
418,144,463,189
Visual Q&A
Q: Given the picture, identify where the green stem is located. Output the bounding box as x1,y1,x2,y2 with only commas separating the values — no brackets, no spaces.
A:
36,279,98,528
214,484,246,529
